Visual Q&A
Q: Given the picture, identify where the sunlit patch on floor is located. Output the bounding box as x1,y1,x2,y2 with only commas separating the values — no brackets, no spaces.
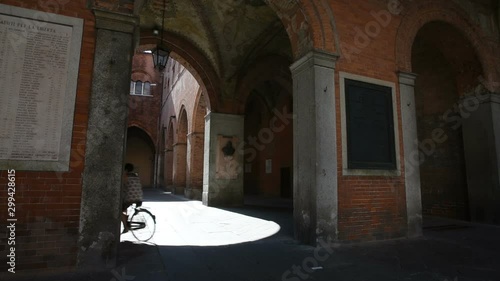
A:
121,199,281,246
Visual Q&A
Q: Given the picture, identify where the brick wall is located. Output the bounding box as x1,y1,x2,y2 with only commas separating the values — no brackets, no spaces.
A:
159,60,204,192
126,52,162,188
333,0,407,241
331,0,495,240
0,0,95,272
128,52,162,145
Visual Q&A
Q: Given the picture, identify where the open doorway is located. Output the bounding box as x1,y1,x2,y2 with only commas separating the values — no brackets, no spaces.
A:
126,126,156,188
243,80,293,207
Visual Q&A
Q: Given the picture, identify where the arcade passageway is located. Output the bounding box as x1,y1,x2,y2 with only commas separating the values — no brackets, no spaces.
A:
0,0,499,276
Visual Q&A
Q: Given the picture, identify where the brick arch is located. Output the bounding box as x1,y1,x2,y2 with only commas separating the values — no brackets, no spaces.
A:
298,0,340,54
235,55,292,114
177,105,189,144
127,123,156,152
172,106,189,193
395,0,497,82
191,88,207,134
130,69,154,83
139,31,217,112
166,120,175,148
264,0,339,58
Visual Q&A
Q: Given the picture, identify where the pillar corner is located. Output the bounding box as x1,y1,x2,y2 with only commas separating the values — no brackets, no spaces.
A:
290,49,339,76
398,71,418,87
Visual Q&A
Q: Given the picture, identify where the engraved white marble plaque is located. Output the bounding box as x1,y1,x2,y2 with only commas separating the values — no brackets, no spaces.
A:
0,5,83,171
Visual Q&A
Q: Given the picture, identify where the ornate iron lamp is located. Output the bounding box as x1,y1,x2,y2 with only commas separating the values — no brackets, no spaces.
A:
152,0,170,71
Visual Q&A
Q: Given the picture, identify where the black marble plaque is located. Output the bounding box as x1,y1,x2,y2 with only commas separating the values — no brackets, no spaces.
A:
345,79,396,170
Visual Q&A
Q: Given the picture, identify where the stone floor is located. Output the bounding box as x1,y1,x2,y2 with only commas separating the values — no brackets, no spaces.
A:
9,188,500,281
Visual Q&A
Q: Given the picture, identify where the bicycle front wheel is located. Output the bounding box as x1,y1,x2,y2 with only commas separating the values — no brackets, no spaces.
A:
130,209,156,242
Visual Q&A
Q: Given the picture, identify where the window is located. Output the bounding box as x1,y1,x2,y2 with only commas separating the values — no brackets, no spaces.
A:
340,72,401,176
135,81,143,95
144,82,151,95
129,80,152,96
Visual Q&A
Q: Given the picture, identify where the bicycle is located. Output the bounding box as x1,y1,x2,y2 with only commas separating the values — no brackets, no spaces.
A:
125,204,157,242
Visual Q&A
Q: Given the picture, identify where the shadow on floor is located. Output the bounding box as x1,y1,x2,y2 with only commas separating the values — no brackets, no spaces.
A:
126,190,500,280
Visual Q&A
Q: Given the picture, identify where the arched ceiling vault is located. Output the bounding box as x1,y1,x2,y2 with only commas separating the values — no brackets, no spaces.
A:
138,0,294,100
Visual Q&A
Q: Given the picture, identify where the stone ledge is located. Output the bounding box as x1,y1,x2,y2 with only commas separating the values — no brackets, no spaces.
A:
93,9,138,33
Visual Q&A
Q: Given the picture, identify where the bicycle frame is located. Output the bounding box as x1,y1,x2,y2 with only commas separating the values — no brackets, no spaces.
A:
127,207,156,230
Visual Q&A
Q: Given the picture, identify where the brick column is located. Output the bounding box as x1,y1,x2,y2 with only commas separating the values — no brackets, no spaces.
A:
399,72,423,237
186,132,204,200
77,10,137,270
172,142,187,194
290,50,338,245
165,148,174,185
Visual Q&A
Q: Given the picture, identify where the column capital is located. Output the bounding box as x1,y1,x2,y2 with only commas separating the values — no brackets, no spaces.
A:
205,112,244,122
290,49,339,76
398,71,418,87
187,132,204,137
93,9,139,33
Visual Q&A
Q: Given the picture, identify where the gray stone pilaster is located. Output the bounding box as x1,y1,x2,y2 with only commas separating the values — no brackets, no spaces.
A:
398,72,423,238
290,50,338,245
77,10,138,270
462,93,500,224
202,113,245,206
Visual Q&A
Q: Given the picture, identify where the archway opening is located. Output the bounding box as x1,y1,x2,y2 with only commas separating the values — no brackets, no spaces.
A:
243,80,293,207
412,21,482,220
133,0,297,240
156,58,208,200
126,126,156,188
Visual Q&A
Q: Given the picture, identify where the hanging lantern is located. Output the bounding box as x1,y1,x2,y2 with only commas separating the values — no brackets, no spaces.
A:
152,0,170,71
152,46,170,71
